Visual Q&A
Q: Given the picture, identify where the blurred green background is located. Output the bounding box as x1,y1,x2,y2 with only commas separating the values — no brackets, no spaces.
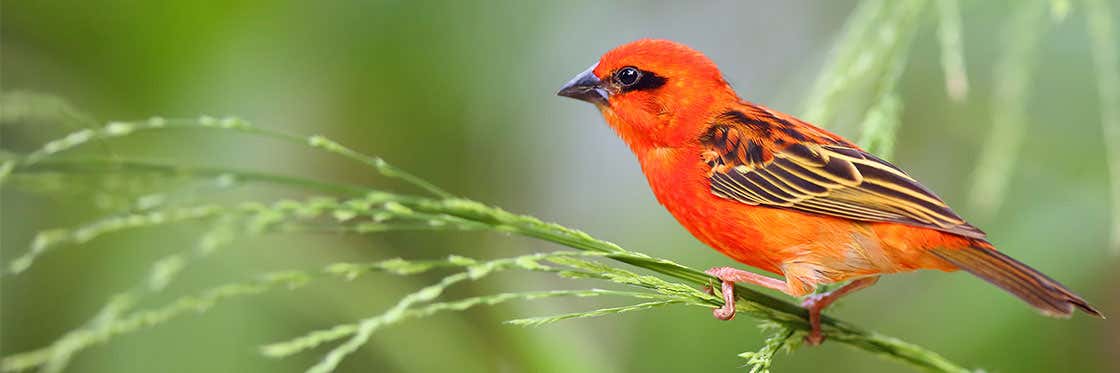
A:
2,1,1118,372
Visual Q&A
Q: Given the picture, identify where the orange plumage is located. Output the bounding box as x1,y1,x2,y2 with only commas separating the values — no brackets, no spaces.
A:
558,39,1101,344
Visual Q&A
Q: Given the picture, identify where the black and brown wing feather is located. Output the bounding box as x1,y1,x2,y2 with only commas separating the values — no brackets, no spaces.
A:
701,120,985,240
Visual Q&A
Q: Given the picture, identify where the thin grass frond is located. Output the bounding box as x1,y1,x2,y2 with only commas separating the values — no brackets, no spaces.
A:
800,0,927,135
14,116,447,198
3,251,595,372
967,1,1048,219
800,0,893,124
266,252,714,363
855,0,923,158
7,205,226,274
10,158,369,195
4,189,469,275
739,323,800,373
302,250,606,373
259,288,647,358
857,94,904,158
936,0,969,101
0,271,313,373
1083,0,1120,253
505,300,683,327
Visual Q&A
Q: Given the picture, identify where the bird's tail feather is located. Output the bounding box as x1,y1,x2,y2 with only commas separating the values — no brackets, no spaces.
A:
931,243,1103,318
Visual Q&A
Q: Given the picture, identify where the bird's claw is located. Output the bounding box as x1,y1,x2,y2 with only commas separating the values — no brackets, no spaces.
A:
705,267,737,321
712,305,735,320
803,331,825,346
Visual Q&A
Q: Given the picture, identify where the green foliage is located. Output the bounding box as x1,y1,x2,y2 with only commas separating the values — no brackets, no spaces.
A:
800,0,926,147
966,1,1050,219
1083,0,1120,253
739,322,801,373
1,117,971,373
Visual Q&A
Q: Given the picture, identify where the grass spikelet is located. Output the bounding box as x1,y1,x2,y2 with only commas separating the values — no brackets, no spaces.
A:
7,205,226,274
800,0,927,133
259,288,632,358
739,323,800,373
505,300,682,326
967,1,1048,219
857,94,903,158
1,271,312,373
936,0,969,101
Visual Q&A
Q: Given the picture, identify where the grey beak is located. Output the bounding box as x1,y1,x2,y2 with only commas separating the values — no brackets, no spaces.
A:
557,63,609,105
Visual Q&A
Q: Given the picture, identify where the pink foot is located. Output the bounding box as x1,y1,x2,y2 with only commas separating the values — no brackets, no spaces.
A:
801,294,826,345
705,267,738,321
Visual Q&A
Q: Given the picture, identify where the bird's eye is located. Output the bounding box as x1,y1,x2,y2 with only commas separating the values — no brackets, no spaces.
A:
615,67,642,87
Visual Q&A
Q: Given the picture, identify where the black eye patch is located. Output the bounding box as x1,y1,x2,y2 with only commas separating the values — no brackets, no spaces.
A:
614,66,667,92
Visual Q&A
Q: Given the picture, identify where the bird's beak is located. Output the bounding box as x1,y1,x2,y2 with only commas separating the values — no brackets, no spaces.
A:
557,63,609,106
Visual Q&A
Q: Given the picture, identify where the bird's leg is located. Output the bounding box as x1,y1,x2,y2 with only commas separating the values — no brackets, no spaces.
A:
704,267,791,321
800,276,879,346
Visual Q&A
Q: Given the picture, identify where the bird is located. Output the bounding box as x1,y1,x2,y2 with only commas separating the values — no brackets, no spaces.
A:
556,39,1102,345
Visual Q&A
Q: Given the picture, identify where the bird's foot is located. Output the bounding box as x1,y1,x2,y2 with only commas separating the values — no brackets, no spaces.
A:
704,266,795,321
705,267,742,321
801,291,828,344
800,294,827,346
797,277,880,346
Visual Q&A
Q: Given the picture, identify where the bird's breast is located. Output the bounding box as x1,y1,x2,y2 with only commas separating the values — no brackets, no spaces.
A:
637,146,785,272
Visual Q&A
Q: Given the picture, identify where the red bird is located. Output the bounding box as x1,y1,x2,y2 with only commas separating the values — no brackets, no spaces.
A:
557,39,1101,344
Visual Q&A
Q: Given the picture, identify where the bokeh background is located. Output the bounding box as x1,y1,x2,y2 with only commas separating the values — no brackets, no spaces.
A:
2,1,1118,372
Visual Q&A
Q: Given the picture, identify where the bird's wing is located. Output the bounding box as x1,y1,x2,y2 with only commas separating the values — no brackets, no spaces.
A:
702,124,985,239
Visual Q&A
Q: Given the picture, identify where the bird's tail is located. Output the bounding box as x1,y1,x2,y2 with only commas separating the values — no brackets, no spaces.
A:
931,242,1103,318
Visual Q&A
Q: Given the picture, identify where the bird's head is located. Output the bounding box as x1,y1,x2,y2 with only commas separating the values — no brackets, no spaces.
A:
558,39,737,150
